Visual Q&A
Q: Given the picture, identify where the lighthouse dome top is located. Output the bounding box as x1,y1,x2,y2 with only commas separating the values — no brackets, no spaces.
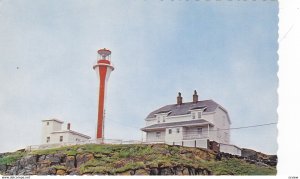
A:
97,48,111,58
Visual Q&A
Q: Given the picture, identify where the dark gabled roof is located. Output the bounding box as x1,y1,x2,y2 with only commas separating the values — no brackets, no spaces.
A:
141,119,213,131
51,130,91,139
146,100,223,119
42,118,64,124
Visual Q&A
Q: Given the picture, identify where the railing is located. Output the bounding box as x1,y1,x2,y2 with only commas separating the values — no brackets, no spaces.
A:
25,139,148,152
183,134,208,140
182,129,209,139
145,137,165,143
25,138,210,152
145,140,165,144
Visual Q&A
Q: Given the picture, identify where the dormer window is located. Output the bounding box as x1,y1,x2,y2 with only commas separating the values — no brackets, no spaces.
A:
189,106,207,120
224,132,229,143
192,113,196,119
197,112,202,119
162,116,166,122
217,128,221,138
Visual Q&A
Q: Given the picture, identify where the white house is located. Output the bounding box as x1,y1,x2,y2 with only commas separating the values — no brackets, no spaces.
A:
41,119,91,144
141,91,241,156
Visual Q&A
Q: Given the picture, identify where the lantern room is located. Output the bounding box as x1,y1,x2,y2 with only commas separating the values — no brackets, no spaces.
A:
97,48,111,62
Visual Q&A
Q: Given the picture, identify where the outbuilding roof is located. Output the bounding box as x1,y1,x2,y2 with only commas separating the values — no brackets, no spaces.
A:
51,130,91,139
146,100,225,119
42,118,64,124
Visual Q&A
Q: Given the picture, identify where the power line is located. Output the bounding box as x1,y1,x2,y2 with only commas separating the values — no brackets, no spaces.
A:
216,122,277,131
176,122,278,135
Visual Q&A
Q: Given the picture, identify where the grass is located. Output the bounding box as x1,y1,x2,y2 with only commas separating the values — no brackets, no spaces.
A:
114,161,145,173
206,158,276,175
77,144,214,175
30,145,80,155
80,165,111,174
80,160,145,174
29,144,165,157
1,144,277,175
65,150,77,156
82,159,108,167
0,152,25,165
52,165,67,170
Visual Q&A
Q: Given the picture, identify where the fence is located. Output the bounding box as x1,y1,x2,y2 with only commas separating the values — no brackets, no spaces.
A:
25,139,146,152
25,138,210,152
168,139,208,149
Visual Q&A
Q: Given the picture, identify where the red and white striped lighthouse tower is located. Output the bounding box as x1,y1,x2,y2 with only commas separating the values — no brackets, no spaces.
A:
93,48,114,140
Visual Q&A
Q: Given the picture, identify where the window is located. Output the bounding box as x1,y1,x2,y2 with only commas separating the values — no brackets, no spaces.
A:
46,137,50,143
217,128,221,138
156,132,161,138
198,112,202,119
197,128,202,135
158,120,160,123
224,132,229,143
47,122,49,126
162,116,165,122
168,129,172,134
192,113,195,119
60,136,63,142
76,138,80,142
176,128,180,133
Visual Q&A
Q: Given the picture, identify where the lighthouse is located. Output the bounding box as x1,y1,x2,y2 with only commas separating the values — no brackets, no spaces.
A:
93,48,114,140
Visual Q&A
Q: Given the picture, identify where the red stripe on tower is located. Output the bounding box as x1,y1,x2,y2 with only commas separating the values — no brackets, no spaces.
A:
93,48,114,140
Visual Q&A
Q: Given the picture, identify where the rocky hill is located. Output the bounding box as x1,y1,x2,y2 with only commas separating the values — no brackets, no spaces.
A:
0,144,276,175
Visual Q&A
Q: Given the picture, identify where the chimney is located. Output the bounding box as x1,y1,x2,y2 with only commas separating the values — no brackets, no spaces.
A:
193,90,198,103
67,123,71,130
177,92,183,105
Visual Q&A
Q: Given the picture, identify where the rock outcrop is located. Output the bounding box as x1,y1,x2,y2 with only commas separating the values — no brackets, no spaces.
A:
0,144,277,175
241,148,277,167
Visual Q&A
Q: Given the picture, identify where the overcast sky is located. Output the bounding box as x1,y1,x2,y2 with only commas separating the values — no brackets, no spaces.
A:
0,0,278,154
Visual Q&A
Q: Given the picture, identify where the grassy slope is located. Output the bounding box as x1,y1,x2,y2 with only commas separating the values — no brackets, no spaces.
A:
0,152,25,165
0,144,276,175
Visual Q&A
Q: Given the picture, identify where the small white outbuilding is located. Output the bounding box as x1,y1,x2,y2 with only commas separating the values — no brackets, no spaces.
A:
41,119,90,144
219,143,242,156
